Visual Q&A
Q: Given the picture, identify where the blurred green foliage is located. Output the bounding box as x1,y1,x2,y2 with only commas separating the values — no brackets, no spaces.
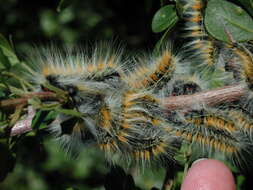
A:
0,0,161,51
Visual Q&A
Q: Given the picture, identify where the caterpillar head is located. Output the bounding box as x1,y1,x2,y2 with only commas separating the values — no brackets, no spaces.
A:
41,58,125,115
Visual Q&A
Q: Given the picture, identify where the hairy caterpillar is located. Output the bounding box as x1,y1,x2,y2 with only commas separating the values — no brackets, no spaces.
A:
226,109,253,140
180,0,216,69
17,0,253,171
125,49,178,91
224,43,253,115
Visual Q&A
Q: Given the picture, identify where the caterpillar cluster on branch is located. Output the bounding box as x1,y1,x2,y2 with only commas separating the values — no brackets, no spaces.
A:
20,0,253,170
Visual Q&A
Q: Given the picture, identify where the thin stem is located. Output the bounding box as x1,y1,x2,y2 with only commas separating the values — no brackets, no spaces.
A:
0,91,57,108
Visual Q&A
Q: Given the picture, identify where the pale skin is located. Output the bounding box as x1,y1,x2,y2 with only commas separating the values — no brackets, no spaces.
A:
181,159,236,190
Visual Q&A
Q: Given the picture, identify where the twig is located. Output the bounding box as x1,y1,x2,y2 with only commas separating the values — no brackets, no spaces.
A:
0,91,57,108
164,84,246,110
10,106,35,136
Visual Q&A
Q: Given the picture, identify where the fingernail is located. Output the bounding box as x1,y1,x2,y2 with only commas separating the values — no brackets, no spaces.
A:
192,158,207,165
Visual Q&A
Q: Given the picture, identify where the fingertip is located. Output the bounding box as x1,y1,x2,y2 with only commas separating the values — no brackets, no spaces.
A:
181,159,236,190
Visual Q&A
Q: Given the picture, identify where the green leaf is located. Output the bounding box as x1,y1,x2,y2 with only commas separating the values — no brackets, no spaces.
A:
31,110,57,129
0,34,19,69
0,90,5,98
0,34,12,51
55,108,83,118
236,175,246,190
0,121,8,130
31,110,48,129
44,111,58,122
205,0,253,43
151,5,179,33
1,46,19,66
174,142,189,165
0,49,11,69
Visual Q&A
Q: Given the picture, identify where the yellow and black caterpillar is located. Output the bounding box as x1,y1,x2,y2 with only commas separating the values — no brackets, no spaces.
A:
22,0,253,170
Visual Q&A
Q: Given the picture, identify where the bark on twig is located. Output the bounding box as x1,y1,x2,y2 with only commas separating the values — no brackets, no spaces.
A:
10,106,35,136
164,84,246,110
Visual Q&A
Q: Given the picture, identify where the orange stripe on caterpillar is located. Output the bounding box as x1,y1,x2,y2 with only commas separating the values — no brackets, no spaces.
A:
189,14,202,23
192,1,203,10
181,0,215,67
42,64,84,76
99,139,118,153
42,58,118,79
186,114,236,133
100,105,112,131
175,130,237,154
204,115,236,132
152,142,167,156
227,110,253,136
157,51,173,73
190,30,203,37
132,141,168,162
126,50,175,89
123,91,160,104
86,62,118,73
121,121,131,129
117,135,128,143
233,47,253,89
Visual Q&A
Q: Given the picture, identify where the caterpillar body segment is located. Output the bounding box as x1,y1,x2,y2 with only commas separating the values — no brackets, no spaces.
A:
230,45,253,91
178,109,253,169
168,76,202,96
226,44,253,115
186,111,236,134
180,0,215,69
216,44,243,82
174,125,238,155
174,121,250,169
25,45,126,89
118,90,179,165
225,109,253,141
96,89,179,165
125,49,178,92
